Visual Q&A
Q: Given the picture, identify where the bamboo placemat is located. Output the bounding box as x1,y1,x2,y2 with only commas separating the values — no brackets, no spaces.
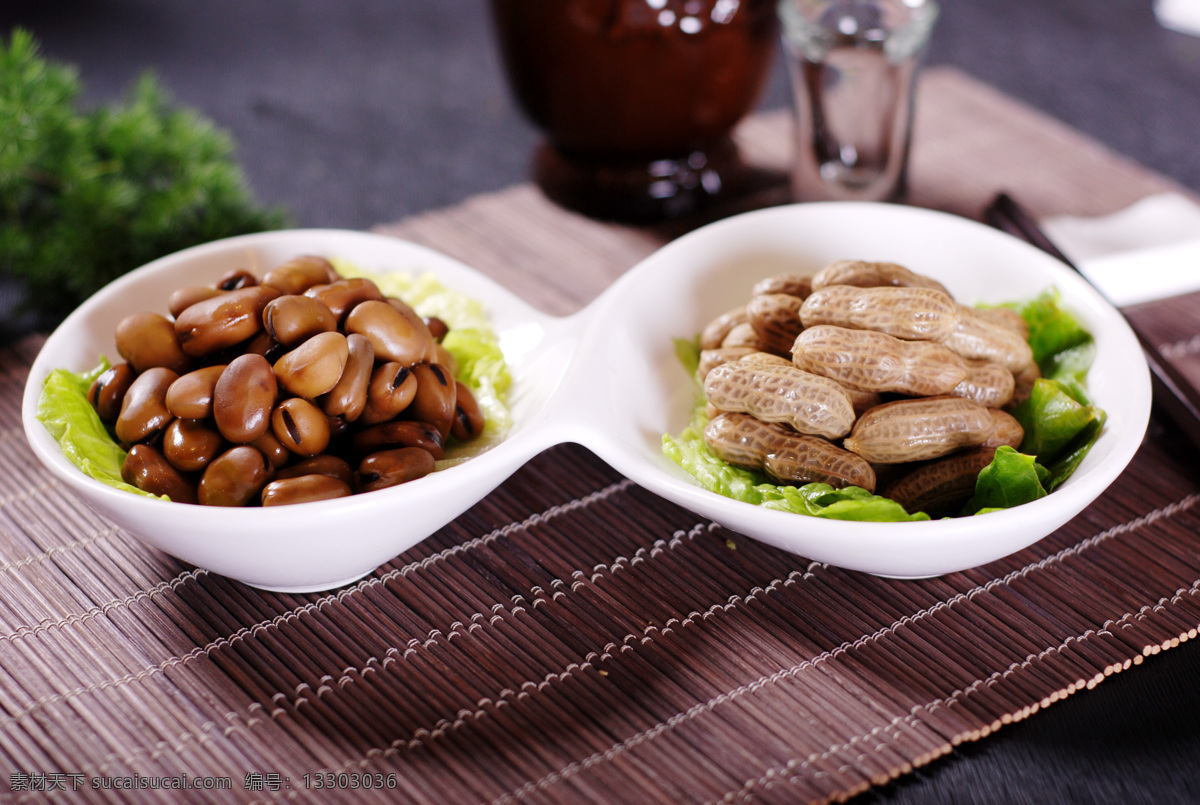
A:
3,67,1199,804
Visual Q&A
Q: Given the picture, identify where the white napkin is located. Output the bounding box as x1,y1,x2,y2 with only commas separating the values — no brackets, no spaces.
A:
1040,192,1200,307
1155,0,1200,36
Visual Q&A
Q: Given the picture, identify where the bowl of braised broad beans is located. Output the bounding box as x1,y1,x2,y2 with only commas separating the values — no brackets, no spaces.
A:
23,229,571,592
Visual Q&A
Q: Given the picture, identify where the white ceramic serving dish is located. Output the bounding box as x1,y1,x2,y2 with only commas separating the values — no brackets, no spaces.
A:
22,204,1152,591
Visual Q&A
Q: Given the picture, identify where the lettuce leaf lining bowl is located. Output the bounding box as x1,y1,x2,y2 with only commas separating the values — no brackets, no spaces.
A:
22,206,1151,591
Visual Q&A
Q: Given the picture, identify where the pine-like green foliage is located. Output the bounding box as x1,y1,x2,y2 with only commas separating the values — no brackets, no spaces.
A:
0,30,289,322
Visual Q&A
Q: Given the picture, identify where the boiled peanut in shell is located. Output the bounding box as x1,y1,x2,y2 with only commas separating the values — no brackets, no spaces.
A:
746,293,806,356
699,305,749,351
704,412,876,491
983,408,1025,450
943,304,1034,373
950,360,1015,408
698,347,757,381
799,285,959,342
792,325,967,397
881,447,999,518
811,259,951,296
752,272,811,299
720,321,762,351
878,409,1025,516
704,361,856,440
843,396,996,464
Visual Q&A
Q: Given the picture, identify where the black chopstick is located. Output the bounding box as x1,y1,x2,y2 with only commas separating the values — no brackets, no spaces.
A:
985,192,1200,455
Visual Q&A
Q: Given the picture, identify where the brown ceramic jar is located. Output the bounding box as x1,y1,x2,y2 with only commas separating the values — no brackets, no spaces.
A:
490,0,779,222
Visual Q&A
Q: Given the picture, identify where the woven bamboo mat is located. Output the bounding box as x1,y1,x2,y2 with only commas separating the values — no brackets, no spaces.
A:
3,67,1200,804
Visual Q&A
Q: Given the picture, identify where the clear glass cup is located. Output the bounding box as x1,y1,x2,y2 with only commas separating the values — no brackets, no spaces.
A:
778,0,939,202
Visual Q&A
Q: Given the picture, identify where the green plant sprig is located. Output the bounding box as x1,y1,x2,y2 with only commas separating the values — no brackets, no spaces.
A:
0,29,289,324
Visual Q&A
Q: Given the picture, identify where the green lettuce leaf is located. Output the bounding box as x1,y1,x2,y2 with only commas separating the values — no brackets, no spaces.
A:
964,445,1049,515
1011,378,1102,464
36,360,160,498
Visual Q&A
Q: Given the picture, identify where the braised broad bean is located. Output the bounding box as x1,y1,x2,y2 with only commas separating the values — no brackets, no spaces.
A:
272,397,332,456
273,331,349,399
263,294,338,347
406,363,457,439
174,285,280,357
216,268,258,291
345,299,433,367
261,474,353,506
321,333,373,422
351,420,444,460
167,286,223,318
198,445,274,506
451,380,486,442
261,255,339,295
87,254,498,507
359,361,418,426
275,454,355,487
115,312,191,374
304,277,385,322
213,354,278,444
115,367,179,445
162,418,225,473
121,444,198,504
88,362,136,423
165,365,227,420
358,447,436,492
